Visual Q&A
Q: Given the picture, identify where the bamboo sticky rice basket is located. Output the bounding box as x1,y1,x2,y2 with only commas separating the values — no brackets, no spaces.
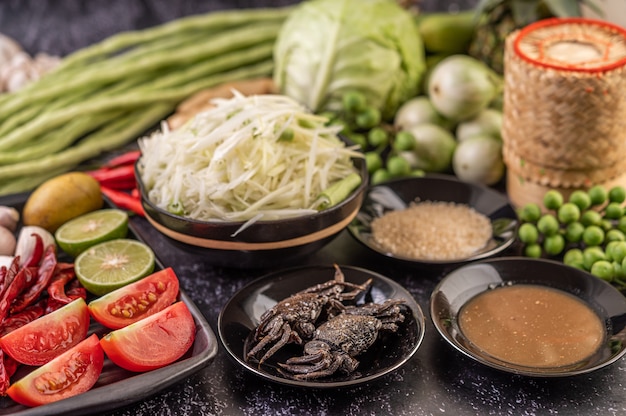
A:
502,18,626,208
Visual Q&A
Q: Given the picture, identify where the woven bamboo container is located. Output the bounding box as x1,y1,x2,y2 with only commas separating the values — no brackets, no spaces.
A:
502,18,626,208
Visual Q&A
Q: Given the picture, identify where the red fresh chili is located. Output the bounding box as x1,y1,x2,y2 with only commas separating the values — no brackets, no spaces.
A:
87,164,136,189
10,245,57,314
101,186,145,217
104,150,141,168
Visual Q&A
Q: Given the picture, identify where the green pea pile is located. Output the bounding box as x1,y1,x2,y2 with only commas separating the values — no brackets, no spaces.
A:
518,185,626,289
322,91,424,184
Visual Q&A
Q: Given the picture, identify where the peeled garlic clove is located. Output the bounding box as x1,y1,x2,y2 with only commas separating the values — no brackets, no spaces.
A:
0,226,16,256
0,206,19,232
0,255,13,269
15,225,55,265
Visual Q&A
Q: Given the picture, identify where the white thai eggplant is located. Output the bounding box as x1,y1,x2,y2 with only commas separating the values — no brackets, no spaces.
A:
428,55,502,121
456,108,503,142
399,123,457,172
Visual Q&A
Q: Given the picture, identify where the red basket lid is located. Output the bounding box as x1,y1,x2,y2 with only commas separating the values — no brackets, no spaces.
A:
513,17,626,73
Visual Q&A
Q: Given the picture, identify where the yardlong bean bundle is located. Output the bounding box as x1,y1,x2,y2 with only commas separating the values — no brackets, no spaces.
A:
0,6,292,195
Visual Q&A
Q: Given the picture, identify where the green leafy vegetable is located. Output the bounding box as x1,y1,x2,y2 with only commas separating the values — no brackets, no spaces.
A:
273,0,426,121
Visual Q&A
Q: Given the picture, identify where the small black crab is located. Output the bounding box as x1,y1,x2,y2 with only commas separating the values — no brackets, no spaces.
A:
246,265,373,364
277,298,406,380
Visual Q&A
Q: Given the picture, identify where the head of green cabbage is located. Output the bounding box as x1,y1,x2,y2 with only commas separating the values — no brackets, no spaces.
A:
273,0,426,121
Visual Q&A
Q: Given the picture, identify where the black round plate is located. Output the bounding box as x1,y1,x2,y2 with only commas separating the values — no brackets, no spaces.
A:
218,265,425,388
348,174,518,268
430,257,626,377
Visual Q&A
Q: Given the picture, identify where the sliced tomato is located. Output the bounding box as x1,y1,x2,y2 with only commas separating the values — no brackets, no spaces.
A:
0,298,90,366
100,301,195,372
88,267,179,329
7,334,104,407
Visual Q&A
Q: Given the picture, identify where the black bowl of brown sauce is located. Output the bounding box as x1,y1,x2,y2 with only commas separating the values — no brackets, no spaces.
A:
430,257,626,377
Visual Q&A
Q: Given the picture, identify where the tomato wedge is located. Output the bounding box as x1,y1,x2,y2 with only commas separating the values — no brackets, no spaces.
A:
0,298,90,366
100,301,195,372
88,267,179,329
7,334,104,407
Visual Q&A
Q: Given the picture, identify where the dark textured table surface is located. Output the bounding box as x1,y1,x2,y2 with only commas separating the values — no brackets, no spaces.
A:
1,1,625,415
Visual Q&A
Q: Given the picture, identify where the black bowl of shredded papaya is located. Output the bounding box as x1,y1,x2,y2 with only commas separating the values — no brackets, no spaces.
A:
133,93,368,269
348,173,518,269
135,158,368,269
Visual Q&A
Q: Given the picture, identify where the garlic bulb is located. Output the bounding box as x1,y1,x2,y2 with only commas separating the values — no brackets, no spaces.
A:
0,33,60,93
0,33,22,65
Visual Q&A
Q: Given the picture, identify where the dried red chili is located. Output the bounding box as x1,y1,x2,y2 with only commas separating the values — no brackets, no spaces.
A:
0,267,37,323
20,233,44,268
10,245,57,314
0,299,46,337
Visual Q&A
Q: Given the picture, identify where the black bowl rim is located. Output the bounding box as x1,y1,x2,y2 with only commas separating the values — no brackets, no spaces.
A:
135,156,368,229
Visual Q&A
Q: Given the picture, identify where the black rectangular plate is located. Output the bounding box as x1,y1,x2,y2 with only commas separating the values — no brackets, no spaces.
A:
0,192,218,416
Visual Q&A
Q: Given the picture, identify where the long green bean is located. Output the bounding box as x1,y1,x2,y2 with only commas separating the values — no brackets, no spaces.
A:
58,7,291,70
0,104,170,186
0,59,274,182
0,22,282,121
0,110,122,165
0,5,293,194
0,166,70,195
0,46,274,151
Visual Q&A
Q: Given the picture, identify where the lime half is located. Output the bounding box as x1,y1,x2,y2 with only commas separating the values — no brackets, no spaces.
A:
75,239,155,296
56,209,129,257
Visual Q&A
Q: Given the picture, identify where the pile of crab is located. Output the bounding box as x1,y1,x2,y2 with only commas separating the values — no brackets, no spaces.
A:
245,265,408,381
